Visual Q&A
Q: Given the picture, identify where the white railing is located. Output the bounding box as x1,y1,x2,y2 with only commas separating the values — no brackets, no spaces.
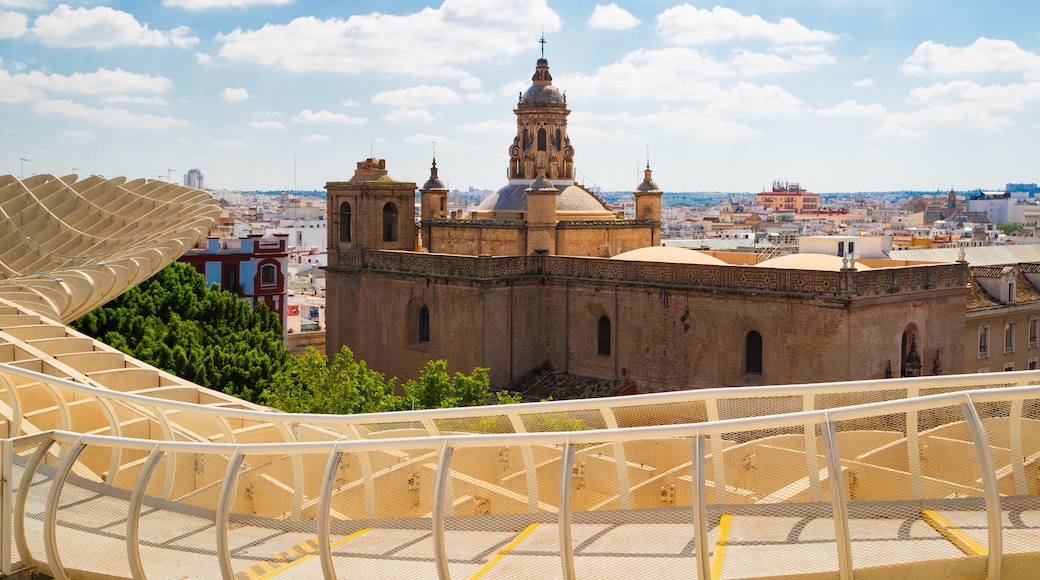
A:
3,367,1040,578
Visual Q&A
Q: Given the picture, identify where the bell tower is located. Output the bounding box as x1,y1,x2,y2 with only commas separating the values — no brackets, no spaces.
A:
326,158,416,252
508,42,574,183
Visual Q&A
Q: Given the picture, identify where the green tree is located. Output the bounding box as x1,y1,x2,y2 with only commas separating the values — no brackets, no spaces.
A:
998,222,1025,235
71,262,289,401
401,360,492,410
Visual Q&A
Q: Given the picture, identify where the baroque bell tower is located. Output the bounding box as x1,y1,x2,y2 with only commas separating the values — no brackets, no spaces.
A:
508,38,574,183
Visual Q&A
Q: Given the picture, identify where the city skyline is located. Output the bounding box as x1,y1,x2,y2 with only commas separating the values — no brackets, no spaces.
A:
2,1,1040,193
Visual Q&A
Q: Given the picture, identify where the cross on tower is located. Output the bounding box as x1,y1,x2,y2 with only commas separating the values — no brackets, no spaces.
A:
539,34,546,58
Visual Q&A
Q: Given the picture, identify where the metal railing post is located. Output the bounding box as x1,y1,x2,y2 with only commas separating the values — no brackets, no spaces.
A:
318,446,342,580
692,434,710,580
432,441,454,580
559,440,576,580
821,421,853,580
43,437,85,580
127,446,164,580
962,399,1003,580
216,449,244,580
1,437,11,575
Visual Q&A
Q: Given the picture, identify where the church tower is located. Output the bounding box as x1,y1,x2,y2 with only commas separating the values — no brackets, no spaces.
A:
419,156,449,252
634,162,663,246
326,158,416,252
508,43,574,183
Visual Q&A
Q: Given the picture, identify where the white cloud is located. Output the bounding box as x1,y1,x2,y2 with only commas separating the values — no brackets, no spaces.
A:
195,52,215,66
32,99,191,129
103,95,171,105
302,134,330,143
458,119,512,133
657,5,837,46
222,87,250,101
463,92,496,103
562,47,732,102
17,67,173,95
459,76,481,90
212,139,250,148
384,108,435,124
31,4,199,49
340,99,359,107
163,0,293,10
372,85,459,107
576,108,760,139
704,83,802,118
0,10,27,38
0,68,44,102
0,0,43,8
853,78,874,88
253,109,283,116
292,109,366,124
907,80,1040,109
901,37,1040,78
869,105,1014,139
731,46,835,76
588,3,641,30
249,120,285,130
58,129,94,141
214,0,561,76
815,99,887,119
404,133,460,146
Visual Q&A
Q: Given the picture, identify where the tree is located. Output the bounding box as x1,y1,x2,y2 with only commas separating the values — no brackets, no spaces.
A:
998,222,1025,235
261,346,402,414
71,262,289,402
401,360,492,410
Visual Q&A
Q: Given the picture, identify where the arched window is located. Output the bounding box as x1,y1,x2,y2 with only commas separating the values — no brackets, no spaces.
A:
339,201,351,242
537,128,547,151
419,306,430,344
597,316,611,356
260,263,276,287
383,202,398,242
745,331,763,374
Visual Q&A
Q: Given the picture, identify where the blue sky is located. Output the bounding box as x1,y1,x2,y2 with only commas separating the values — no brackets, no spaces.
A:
3,1,1040,193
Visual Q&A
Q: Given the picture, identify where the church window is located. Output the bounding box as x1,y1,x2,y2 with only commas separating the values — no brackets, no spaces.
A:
745,331,763,374
419,306,430,344
339,202,352,242
597,316,611,356
383,202,398,242
537,128,547,151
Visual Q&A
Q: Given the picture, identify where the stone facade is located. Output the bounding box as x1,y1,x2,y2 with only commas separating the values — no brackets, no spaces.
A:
326,250,968,391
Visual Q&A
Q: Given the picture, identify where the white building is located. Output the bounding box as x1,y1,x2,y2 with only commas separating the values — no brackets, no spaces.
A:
183,168,204,190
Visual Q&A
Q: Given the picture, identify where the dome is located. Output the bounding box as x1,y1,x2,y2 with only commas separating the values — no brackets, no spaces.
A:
754,253,871,271
612,246,728,265
474,183,612,215
520,84,566,108
518,58,566,109
422,176,446,190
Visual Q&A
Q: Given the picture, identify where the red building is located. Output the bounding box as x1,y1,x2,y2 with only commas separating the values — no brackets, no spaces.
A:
179,234,289,331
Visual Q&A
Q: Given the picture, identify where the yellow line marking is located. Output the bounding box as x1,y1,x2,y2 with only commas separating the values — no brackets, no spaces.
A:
710,514,732,580
253,528,373,579
922,509,988,556
469,523,541,580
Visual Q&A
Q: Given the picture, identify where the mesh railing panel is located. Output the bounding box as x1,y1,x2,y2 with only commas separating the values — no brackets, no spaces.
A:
612,400,709,428
139,450,222,579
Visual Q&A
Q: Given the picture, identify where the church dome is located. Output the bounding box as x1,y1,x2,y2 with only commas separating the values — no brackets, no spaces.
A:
519,58,566,109
754,254,871,271
474,183,613,215
612,246,728,265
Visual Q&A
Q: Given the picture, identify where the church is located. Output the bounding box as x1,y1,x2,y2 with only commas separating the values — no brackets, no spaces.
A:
325,53,967,395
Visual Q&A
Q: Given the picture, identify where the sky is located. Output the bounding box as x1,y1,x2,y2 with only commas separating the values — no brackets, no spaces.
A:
3,1,1040,194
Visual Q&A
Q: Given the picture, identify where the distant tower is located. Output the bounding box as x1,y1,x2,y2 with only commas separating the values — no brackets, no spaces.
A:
508,50,574,183
634,162,663,246
325,158,416,252
419,156,449,251
184,168,204,190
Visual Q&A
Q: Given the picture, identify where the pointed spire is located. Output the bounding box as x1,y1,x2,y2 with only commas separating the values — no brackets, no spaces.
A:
421,150,447,191
636,150,660,193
